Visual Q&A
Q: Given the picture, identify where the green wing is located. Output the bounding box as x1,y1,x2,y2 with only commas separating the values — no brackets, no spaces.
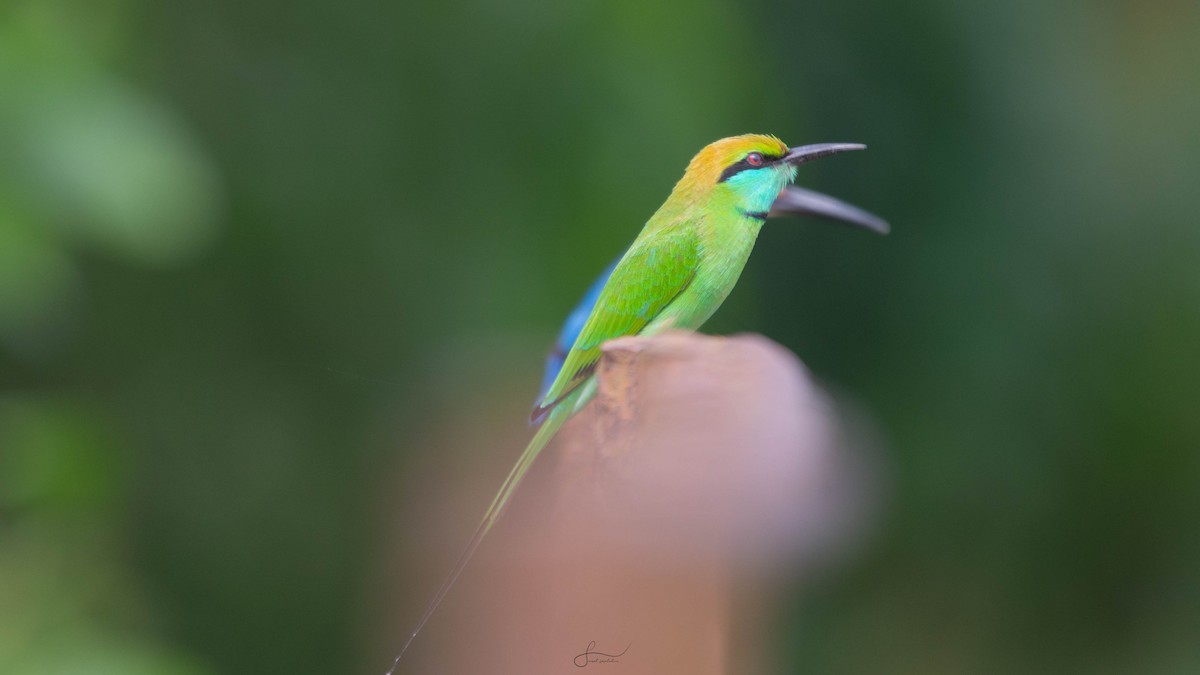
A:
532,226,700,420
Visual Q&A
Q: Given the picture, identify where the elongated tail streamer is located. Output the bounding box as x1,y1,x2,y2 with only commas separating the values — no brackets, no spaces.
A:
385,395,576,674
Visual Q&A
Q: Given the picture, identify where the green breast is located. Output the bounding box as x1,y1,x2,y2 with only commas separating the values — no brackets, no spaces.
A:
670,213,764,331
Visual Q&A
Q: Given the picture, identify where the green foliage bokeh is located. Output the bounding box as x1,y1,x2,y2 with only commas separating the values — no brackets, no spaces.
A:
1,0,1198,673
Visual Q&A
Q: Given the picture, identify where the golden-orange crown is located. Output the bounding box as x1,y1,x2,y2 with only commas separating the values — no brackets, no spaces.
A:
680,134,788,186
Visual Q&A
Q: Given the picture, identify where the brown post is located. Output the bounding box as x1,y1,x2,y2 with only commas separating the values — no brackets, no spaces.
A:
395,332,872,674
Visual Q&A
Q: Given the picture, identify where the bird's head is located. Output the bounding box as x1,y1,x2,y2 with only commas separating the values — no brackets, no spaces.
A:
671,134,884,233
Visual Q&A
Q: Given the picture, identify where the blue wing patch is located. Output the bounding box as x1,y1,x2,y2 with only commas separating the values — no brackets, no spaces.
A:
537,258,619,403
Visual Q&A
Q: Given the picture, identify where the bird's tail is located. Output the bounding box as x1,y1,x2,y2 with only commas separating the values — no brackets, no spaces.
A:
385,396,576,674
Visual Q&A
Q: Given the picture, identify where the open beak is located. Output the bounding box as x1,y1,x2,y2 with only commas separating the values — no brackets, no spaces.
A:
770,143,889,235
782,142,867,165
769,185,889,234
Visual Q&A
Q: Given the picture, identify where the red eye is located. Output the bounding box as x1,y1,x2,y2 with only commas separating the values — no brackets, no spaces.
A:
746,152,764,167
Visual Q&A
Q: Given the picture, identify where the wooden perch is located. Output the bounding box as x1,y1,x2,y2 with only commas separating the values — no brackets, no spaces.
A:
400,331,871,674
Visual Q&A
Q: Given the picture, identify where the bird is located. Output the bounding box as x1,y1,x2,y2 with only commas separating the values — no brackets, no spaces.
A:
537,184,888,406
387,134,886,673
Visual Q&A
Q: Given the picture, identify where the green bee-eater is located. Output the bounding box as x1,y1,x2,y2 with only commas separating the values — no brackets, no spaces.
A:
388,134,886,672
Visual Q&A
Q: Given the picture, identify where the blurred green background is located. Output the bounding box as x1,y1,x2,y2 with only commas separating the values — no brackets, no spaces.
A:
2,0,1198,673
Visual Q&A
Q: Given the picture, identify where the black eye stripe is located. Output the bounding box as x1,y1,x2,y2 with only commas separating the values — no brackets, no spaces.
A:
717,152,784,183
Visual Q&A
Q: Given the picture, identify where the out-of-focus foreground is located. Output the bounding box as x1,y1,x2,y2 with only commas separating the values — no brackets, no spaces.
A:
401,331,867,674
1,1,1198,674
